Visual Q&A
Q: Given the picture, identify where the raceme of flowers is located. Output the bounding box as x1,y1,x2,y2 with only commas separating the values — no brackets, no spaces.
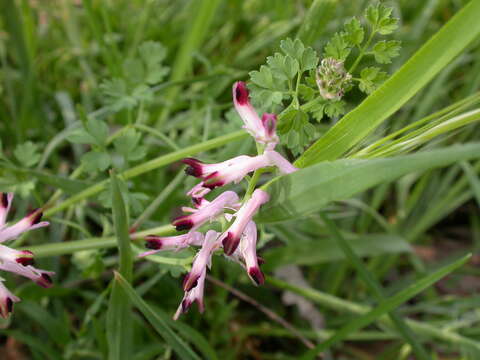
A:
0,193,54,318
140,81,298,319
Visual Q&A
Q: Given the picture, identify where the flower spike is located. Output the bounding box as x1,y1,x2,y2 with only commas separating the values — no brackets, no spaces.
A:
221,189,269,255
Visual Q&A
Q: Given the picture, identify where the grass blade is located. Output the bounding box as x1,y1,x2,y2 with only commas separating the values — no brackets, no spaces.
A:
258,143,480,223
319,213,431,360
106,172,134,360
300,253,471,358
296,0,480,166
114,272,201,360
296,0,336,46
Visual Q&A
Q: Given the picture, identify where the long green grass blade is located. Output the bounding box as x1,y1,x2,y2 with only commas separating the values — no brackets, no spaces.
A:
296,0,336,46
258,143,480,223
114,272,201,360
320,214,431,360
106,172,134,360
301,254,471,358
156,0,221,128
296,0,480,167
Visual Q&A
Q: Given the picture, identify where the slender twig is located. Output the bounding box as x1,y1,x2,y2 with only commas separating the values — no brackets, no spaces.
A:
206,275,317,351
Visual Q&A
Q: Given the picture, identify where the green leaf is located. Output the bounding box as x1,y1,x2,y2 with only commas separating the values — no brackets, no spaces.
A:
85,118,109,147
81,151,111,173
113,128,145,161
301,47,319,71
372,40,401,64
67,128,97,145
13,141,41,168
107,172,133,360
365,3,398,35
280,37,304,61
138,41,169,85
100,78,137,111
324,33,351,61
343,18,364,46
249,65,275,89
301,253,471,358
308,102,325,122
266,53,299,80
259,143,480,223
358,67,387,94
297,1,480,166
114,272,201,360
324,100,346,118
263,232,411,269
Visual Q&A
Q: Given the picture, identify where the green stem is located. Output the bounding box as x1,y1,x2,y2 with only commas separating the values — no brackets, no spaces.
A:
349,29,376,74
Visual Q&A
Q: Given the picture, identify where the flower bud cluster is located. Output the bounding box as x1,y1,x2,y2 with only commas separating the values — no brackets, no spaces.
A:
316,57,352,100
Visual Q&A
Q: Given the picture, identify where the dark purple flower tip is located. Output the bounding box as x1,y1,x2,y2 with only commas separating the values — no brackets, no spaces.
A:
192,197,203,207
182,158,204,177
203,173,224,189
261,113,277,136
6,297,13,313
36,273,53,288
222,232,239,256
145,236,162,250
183,273,199,292
29,208,44,225
181,298,192,314
1,193,9,208
248,267,265,286
172,216,194,232
16,250,35,266
234,81,250,105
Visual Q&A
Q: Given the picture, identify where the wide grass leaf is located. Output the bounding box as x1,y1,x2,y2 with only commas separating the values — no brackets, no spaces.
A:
258,143,480,223
263,233,410,269
296,0,480,166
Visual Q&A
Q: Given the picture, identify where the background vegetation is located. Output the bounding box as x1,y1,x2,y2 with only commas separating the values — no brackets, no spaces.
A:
1,0,480,359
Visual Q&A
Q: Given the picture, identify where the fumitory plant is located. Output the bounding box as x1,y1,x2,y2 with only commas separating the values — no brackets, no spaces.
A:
1,1,480,359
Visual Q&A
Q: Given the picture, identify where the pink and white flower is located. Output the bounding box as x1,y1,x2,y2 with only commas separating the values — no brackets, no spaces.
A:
233,81,279,149
221,189,269,255
183,151,296,190
140,231,204,257
0,192,53,318
0,281,19,319
228,221,264,286
174,230,221,319
172,191,239,231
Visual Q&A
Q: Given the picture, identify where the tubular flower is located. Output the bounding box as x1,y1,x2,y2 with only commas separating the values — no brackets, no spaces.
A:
0,192,53,318
233,81,279,148
183,151,296,190
174,230,220,320
140,232,204,257
229,221,264,285
221,189,270,256
172,191,240,231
